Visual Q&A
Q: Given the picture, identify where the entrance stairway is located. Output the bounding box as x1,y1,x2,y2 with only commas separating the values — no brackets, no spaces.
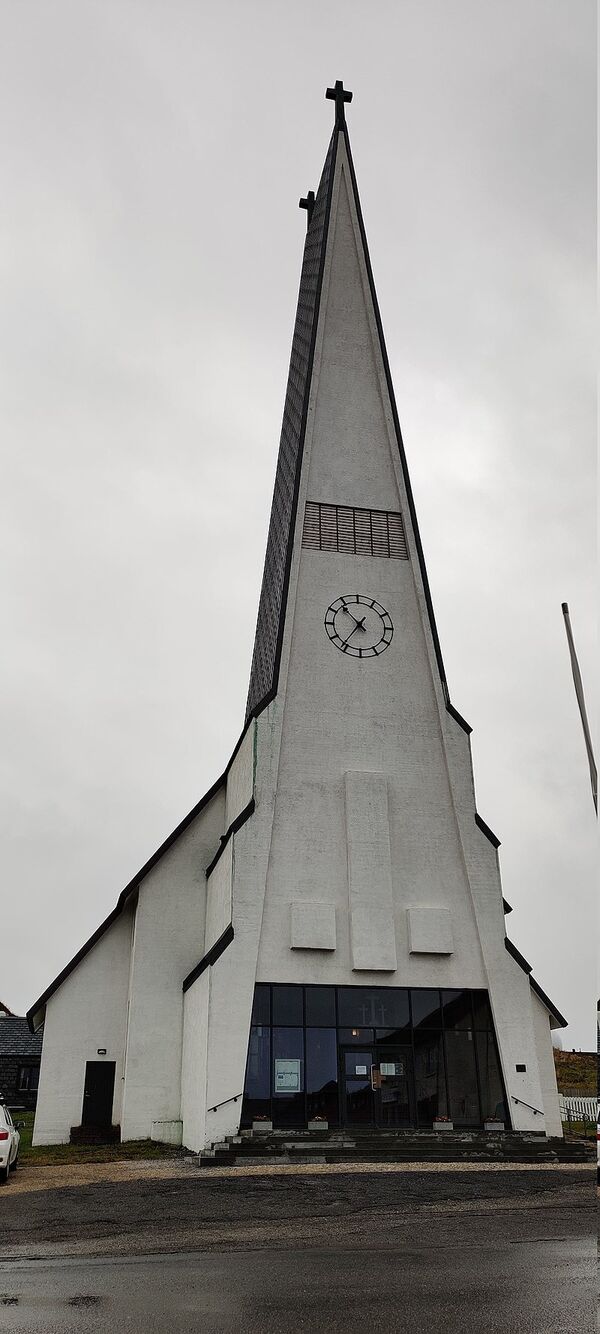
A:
198,1127,594,1168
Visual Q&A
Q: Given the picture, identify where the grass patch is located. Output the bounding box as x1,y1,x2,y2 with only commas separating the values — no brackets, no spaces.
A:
16,1111,34,1154
561,1119,595,1141
553,1050,597,1096
17,1113,185,1167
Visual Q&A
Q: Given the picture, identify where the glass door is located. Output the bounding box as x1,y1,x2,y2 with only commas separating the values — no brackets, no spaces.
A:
341,1048,375,1125
374,1048,414,1127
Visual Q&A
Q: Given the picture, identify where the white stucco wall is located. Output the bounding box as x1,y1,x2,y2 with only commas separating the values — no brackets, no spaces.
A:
120,787,225,1141
181,970,210,1152
530,988,563,1137
32,903,134,1145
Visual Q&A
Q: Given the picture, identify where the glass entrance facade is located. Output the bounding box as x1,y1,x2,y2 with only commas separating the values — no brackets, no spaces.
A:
241,984,508,1129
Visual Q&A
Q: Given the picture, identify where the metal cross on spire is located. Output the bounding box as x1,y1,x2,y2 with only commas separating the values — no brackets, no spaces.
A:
326,80,353,127
299,191,315,227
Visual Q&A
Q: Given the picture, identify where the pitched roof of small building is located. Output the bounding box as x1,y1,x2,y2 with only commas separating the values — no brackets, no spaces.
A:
0,1016,43,1058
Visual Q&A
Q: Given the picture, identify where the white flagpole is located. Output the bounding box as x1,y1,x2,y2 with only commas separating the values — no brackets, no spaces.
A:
561,602,597,814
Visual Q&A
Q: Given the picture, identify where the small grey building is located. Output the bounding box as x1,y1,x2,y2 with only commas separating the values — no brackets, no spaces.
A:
0,1008,43,1110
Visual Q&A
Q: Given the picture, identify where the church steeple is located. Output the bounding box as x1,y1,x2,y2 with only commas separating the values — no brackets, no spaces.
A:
246,84,463,730
27,83,567,1152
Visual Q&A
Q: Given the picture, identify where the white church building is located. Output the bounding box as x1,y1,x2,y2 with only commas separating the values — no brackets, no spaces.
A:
29,84,565,1150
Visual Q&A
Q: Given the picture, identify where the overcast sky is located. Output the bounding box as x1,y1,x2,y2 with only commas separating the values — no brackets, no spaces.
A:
2,1,595,1046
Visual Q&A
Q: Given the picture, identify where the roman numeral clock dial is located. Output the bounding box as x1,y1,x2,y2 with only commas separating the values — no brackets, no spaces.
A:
324,595,393,658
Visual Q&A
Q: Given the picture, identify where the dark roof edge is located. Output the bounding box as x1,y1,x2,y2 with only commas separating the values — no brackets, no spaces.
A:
182,923,234,993
27,713,258,1031
247,128,340,721
205,799,255,879
504,935,532,973
504,936,568,1030
341,124,450,705
475,812,501,848
446,703,473,735
529,975,568,1029
502,898,513,915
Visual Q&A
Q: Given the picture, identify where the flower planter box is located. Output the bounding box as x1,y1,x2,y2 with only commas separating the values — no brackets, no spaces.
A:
433,1120,454,1131
308,1120,328,1132
484,1120,505,1132
252,1119,273,1134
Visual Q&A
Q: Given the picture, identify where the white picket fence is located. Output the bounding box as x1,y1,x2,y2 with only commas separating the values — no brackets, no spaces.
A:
559,1095,597,1121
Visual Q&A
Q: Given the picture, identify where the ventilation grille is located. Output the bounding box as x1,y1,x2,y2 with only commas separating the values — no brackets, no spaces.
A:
302,502,409,560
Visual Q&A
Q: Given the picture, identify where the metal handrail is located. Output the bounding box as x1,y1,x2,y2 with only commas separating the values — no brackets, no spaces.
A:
208,1093,242,1113
511,1096,543,1116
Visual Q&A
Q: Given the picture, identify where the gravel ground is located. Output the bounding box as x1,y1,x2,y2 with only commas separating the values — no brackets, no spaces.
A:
0,1160,593,1261
2,1155,594,1196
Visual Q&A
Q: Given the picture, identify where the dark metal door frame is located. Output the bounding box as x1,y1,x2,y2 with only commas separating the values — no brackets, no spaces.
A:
339,1044,416,1128
340,1045,376,1126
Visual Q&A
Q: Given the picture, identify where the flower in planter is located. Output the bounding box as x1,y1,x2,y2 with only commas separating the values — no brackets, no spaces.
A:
311,1115,327,1122
253,1115,270,1122
434,1115,451,1122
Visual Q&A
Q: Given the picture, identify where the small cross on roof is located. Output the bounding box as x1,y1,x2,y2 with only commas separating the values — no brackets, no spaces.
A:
326,80,353,126
299,191,315,226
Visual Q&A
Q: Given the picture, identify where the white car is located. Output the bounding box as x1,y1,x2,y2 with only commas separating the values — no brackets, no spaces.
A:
0,1103,22,1183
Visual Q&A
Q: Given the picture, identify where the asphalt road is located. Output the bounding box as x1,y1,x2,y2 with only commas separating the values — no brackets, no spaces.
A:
0,1168,594,1332
0,1238,593,1334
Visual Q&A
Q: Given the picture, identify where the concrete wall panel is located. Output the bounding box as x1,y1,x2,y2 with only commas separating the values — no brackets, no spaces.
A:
225,723,255,829
531,988,563,1138
205,841,233,954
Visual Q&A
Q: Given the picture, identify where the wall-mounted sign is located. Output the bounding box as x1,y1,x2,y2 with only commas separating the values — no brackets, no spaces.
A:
274,1058,301,1092
380,1061,403,1077
355,1065,367,1076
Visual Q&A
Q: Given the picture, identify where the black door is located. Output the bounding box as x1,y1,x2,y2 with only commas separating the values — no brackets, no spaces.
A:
82,1061,115,1127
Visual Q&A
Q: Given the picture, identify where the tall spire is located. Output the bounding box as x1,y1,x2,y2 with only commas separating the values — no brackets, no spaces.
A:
246,85,458,727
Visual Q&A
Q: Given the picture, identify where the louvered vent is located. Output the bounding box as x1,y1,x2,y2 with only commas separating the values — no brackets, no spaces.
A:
302,502,409,560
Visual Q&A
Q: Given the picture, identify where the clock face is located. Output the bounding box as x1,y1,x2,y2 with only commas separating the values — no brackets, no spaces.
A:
324,595,393,658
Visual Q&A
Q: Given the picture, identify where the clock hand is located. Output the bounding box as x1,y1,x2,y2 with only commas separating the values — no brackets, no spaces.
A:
342,608,366,630
341,624,361,646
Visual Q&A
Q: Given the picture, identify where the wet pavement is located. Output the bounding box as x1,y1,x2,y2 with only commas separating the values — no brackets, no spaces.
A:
0,1237,593,1333
0,1167,594,1331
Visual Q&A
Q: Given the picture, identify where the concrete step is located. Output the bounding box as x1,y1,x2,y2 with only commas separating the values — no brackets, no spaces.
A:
232,1140,560,1157
70,1123,121,1146
198,1128,594,1170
